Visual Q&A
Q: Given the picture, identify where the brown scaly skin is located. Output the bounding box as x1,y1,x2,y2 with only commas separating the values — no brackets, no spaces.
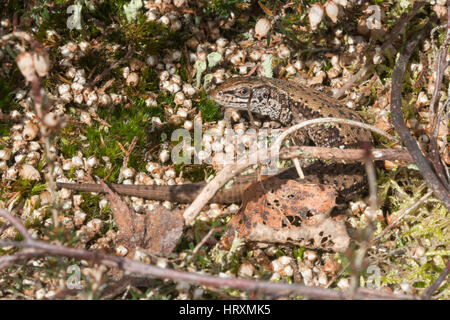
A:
57,77,373,203
210,76,373,199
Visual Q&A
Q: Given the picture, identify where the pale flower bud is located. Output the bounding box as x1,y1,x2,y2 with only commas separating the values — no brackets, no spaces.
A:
309,3,324,30
16,52,36,83
255,18,271,40
325,1,339,24
19,164,41,180
32,50,51,77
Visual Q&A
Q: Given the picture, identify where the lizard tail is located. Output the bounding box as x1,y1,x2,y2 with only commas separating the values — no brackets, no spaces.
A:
55,181,246,204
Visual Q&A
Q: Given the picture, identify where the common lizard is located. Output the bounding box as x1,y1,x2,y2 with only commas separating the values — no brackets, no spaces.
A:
57,77,373,203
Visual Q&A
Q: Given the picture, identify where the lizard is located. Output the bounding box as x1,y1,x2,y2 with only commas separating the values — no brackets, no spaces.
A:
56,76,373,204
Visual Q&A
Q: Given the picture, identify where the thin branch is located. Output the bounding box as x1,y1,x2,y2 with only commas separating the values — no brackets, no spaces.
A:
429,5,450,116
350,143,378,297
184,117,401,224
364,145,378,219
184,117,393,224
183,113,420,227
0,31,33,47
428,4,450,188
422,260,450,299
0,248,47,269
429,97,450,189
192,228,216,256
0,209,32,241
373,191,433,242
0,208,416,300
0,113,21,123
390,21,450,210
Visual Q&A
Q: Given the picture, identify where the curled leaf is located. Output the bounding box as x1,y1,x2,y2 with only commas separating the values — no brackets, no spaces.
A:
221,178,350,252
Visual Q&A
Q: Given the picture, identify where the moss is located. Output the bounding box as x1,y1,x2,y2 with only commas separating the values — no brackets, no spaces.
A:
77,50,110,75
174,163,216,183
79,192,113,222
4,0,26,19
0,71,22,114
200,0,252,19
293,246,305,260
84,115,148,177
196,90,222,123
136,67,160,93
109,14,185,56
11,179,47,198
58,124,82,158
91,0,130,21
35,2,74,42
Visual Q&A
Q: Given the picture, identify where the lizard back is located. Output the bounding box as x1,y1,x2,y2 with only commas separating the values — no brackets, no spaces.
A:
210,76,373,199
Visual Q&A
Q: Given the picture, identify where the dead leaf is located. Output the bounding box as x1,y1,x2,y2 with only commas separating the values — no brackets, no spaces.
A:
100,180,143,250
246,220,350,253
143,205,184,255
99,180,183,256
258,1,273,16
220,178,350,252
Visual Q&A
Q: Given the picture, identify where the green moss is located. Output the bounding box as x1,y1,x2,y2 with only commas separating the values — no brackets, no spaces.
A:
84,115,147,176
0,73,21,114
11,179,47,198
137,67,160,93
0,124,11,138
77,50,109,74
58,97,167,183
35,3,73,42
196,90,222,123
79,192,112,222
109,14,184,55
293,246,305,260
92,0,130,21
200,0,252,19
58,124,82,158
174,163,216,183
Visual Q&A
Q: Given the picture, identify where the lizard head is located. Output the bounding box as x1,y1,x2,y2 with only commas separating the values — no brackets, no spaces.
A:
210,77,278,117
210,77,254,110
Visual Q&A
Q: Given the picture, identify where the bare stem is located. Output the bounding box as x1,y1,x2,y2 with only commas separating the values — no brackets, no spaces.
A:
0,209,417,300
390,21,450,210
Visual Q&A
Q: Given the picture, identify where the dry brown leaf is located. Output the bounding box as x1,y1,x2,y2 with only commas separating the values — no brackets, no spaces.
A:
143,205,184,255
221,178,350,252
99,180,143,250
258,1,273,16
246,219,350,252
99,181,183,256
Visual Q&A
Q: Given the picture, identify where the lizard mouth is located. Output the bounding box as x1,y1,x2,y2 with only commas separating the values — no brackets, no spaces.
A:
210,90,244,108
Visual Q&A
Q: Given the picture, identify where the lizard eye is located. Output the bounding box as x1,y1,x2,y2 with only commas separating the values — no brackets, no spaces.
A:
263,92,268,99
238,87,249,96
